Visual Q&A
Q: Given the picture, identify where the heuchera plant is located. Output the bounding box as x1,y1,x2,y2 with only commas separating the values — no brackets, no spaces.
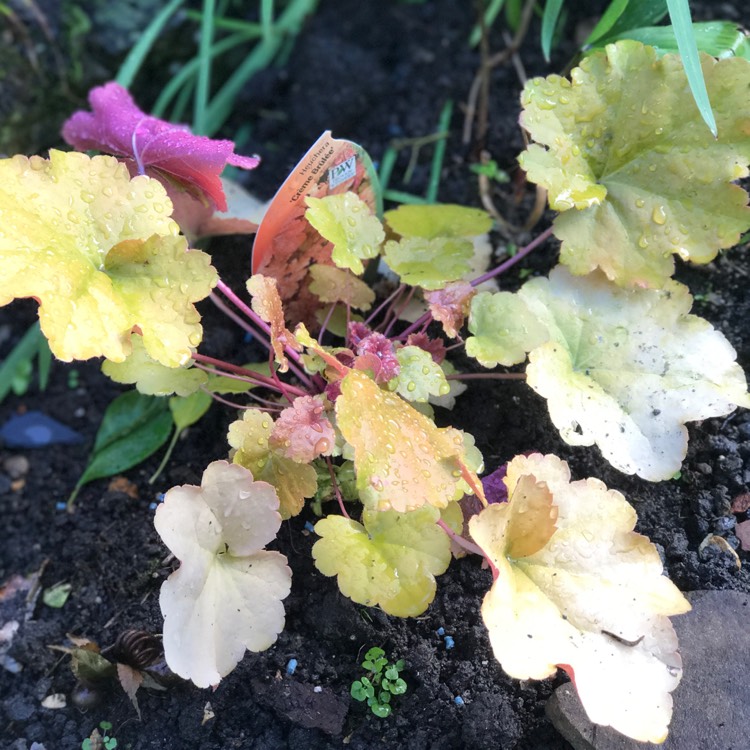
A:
2,42,750,742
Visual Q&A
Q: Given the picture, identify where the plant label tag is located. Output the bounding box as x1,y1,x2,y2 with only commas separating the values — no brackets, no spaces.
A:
251,132,381,319
329,155,357,189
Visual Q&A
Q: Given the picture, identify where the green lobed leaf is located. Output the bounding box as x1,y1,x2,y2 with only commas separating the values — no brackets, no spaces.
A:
305,192,384,275
102,335,208,397
466,291,549,368
383,236,474,291
389,346,451,403
519,41,750,288
384,204,492,239
73,391,173,495
169,390,212,430
312,505,452,617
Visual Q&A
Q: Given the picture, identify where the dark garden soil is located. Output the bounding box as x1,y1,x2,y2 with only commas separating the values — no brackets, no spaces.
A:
1,1,749,749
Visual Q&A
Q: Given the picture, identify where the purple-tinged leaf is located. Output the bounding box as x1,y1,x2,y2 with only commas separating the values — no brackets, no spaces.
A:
62,82,259,211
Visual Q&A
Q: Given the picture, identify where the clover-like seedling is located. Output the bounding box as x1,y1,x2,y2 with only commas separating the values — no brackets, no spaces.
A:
350,647,407,718
82,720,117,750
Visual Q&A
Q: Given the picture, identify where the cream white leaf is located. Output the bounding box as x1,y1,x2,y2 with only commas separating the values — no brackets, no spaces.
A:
155,461,291,687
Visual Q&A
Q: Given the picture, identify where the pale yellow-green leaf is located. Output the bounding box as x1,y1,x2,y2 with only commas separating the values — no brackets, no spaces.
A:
0,150,216,365
312,505,451,617
102,335,207,396
518,266,750,480
384,204,493,239
470,453,690,743
466,291,549,368
305,193,384,275
336,370,475,512
308,264,375,310
389,346,451,403
383,236,474,290
519,41,750,287
228,409,316,518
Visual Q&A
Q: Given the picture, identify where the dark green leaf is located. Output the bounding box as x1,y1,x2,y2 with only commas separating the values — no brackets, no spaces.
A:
385,666,399,681
600,0,667,39
603,22,750,61
541,0,565,62
73,391,173,497
0,322,42,403
584,0,630,46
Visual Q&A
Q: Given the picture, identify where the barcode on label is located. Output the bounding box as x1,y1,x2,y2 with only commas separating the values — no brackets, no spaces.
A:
328,155,356,189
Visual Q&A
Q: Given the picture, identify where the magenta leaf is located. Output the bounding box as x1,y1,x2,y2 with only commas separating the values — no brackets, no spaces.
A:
62,82,259,211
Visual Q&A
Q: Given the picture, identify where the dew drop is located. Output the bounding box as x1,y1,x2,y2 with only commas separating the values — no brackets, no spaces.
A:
314,438,331,454
635,198,645,208
638,235,649,249
406,382,416,392
80,191,95,204
651,206,666,225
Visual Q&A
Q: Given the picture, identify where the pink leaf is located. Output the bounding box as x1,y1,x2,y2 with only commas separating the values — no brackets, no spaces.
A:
354,333,400,384
425,280,476,338
62,82,259,211
269,396,335,463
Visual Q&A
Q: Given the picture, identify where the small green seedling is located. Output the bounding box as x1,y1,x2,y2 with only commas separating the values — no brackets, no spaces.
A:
350,647,407,718
82,720,117,750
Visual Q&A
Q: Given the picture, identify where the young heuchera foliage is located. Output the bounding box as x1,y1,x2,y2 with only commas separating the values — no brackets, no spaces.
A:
305,192,384,274
228,408,317,519
335,370,484,512
382,204,492,290
268,395,335,463
469,453,690,743
154,461,291,688
101,335,208,396
62,82,259,212
466,266,750,480
246,274,302,372
519,41,750,288
312,505,453,617
308,264,375,310
0,150,216,365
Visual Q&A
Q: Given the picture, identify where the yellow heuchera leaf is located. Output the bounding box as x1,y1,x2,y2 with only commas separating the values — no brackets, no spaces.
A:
228,409,317,519
0,150,216,365
246,274,301,373
336,370,480,512
102,335,207,396
519,41,750,288
305,192,383,275
469,453,691,744
312,505,451,617
308,264,375,310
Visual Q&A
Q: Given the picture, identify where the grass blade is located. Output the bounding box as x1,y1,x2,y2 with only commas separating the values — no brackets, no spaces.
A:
0,322,42,403
584,0,630,47
115,0,185,89
193,0,216,134
666,0,716,136
541,0,564,62
425,100,453,204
